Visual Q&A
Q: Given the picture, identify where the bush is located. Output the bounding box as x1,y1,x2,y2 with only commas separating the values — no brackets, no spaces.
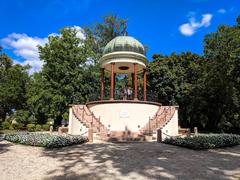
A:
2,121,10,129
11,123,24,130
35,124,42,131
42,124,50,131
163,134,240,150
15,110,31,125
4,133,88,148
27,124,35,132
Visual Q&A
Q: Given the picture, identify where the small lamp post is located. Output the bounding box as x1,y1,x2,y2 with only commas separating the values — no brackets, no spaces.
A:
49,120,54,135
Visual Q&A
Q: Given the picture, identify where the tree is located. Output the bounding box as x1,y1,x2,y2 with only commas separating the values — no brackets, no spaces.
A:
31,27,98,124
148,52,204,127
192,17,240,133
0,47,30,121
92,14,127,52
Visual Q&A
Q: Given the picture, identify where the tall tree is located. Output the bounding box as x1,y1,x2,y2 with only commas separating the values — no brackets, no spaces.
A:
93,15,127,52
148,52,203,127
191,17,240,133
0,47,30,121
34,27,99,124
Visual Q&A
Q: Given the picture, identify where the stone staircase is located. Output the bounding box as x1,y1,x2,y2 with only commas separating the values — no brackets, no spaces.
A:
140,106,176,135
71,105,176,142
72,105,108,137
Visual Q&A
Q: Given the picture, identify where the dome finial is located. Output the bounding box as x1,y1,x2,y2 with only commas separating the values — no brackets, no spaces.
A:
124,31,128,36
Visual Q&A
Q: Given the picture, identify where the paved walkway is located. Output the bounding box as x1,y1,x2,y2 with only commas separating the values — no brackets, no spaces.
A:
0,139,239,180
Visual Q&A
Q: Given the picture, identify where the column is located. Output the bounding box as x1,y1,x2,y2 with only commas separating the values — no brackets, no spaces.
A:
101,68,104,100
143,69,147,101
134,63,138,100
110,63,115,100
68,106,73,134
113,73,116,99
131,73,134,100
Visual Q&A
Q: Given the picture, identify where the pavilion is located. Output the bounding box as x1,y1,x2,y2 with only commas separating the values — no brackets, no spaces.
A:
68,35,179,142
99,36,147,101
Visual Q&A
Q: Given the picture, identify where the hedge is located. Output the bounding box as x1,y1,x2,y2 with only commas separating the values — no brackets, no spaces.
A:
11,123,24,130
26,124,35,131
42,124,50,131
2,121,10,129
4,133,88,148
163,134,240,150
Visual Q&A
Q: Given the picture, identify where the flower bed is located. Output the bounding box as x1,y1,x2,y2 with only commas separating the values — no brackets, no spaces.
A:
4,132,88,148
163,134,240,150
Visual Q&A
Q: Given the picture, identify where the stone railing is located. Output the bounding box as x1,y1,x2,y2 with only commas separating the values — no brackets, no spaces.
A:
140,106,176,135
72,105,108,135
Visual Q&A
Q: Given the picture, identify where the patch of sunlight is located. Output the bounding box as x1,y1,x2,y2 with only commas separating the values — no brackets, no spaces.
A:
213,151,240,157
159,172,175,179
157,157,168,160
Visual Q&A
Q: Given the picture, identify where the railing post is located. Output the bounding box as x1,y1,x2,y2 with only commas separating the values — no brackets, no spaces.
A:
164,108,167,122
88,112,94,143
99,116,101,132
91,112,94,127
156,116,158,129
82,107,84,121
148,117,151,135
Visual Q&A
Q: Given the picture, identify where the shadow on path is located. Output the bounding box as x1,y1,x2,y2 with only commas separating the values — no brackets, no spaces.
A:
42,142,240,180
0,136,13,154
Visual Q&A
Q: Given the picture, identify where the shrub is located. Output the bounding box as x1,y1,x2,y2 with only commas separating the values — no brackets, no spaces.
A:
27,124,35,132
2,121,10,129
163,134,240,150
15,110,31,125
35,124,42,131
4,133,88,148
42,124,50,131
11,123,24,130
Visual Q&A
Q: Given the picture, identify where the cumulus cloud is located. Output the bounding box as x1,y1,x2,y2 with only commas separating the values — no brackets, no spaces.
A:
0,26,85,74
71,26,86,40
217,8,226,14
1,33,47,74
179,13,213,36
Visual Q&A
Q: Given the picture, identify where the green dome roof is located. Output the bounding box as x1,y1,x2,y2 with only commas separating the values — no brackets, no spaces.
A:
103,36,146,56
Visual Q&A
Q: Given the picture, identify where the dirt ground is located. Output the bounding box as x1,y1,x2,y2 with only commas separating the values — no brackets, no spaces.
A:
0,138,239,180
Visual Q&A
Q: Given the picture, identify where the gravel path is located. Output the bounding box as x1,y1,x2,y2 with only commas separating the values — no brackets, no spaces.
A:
0,139,239,180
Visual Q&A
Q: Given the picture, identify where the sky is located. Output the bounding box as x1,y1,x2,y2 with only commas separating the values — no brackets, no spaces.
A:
0,0,239,73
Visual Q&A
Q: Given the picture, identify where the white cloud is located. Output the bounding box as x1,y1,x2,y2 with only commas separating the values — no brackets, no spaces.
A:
71,26,86,40
1,33,47,74
179,13,213,36
0,26,85,74
217,8,226,14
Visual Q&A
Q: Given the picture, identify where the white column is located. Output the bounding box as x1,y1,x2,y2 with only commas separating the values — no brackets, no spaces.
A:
68,107,73,134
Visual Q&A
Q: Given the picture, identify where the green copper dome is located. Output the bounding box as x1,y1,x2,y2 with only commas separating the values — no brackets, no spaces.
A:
103,36,146,56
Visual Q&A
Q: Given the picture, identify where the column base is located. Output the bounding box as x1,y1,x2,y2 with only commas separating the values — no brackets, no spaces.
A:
110,98,114,101
134,98,139,101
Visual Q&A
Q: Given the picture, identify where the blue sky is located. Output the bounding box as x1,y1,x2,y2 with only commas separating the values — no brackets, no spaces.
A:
0,0,239,73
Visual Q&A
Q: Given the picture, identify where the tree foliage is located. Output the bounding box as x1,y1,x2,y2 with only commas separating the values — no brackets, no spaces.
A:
191,19,240,133
92,15,127,51
29,27,99,124
0,47,30,121
148,17,240,133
